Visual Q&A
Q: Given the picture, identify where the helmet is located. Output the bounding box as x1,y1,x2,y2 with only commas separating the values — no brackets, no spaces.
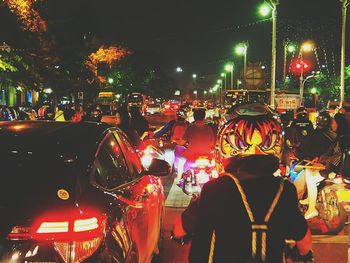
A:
218,103,283,159
296,106,308,120
316,111,332,130
176,110,186,121
90,108,102,122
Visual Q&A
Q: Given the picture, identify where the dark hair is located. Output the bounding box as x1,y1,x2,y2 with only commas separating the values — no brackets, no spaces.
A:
334,113,349,136
193,108,206,121
280,113,292,127
117,106,130,130
129,106,142,118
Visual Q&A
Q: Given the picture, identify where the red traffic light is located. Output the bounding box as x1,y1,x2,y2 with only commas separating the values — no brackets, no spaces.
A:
292,60,311,74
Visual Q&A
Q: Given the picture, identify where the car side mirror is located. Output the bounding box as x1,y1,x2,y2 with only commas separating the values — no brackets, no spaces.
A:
145,158,171,177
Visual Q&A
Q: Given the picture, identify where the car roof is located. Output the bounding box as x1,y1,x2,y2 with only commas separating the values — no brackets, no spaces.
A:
0,121,112,161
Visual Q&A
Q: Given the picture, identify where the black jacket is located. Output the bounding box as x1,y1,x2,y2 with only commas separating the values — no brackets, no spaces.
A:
185,155,308,263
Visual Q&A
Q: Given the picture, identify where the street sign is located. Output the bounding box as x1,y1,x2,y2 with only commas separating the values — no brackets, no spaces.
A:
275,94,301,110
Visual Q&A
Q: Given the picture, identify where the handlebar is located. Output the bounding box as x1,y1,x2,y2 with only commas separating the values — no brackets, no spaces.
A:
170,231,192,245
285,246,314,262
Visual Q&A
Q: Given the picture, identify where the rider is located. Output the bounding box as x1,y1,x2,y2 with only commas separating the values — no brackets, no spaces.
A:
176,108,215,179
291,106,314,147
173,103,312,263
294,111,340,219
154,110,188,145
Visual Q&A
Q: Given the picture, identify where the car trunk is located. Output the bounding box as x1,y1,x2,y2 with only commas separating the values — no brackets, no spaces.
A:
0,150,79,238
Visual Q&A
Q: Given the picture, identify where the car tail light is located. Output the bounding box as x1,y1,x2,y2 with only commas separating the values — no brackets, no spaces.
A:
7,209,106,263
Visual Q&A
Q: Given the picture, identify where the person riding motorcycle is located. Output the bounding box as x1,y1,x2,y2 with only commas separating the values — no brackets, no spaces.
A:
294,111,341,219
173,103,312,263
291,106,314,147
153,110,188,145
176,108,215,179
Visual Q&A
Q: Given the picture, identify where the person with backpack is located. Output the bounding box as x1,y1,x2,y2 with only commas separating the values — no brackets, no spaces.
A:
173,104,312,263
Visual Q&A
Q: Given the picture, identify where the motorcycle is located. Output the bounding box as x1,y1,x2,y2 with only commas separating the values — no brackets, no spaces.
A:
176,154,219,196
290,160,348,234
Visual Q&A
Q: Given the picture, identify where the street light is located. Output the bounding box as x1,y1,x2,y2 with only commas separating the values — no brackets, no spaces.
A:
221,72,226,91
108,77,114,84
259,0,279,108
192,74,197,79
310,87,318,110
259,3,271,17
193,90,198,100
300,73,316,105
299,42,314,105
283,41,297,88
235,42,248,90
176,67,183,73
340,0,349,107
225,63,234,90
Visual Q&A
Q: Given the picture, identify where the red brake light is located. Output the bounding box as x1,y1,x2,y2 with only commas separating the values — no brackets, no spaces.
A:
7,209,106,263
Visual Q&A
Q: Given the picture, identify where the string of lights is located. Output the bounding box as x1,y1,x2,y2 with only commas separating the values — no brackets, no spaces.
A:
322,48,330,77
314,48,321,72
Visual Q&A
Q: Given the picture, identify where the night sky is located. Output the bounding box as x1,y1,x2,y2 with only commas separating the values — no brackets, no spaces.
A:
0,0,346,77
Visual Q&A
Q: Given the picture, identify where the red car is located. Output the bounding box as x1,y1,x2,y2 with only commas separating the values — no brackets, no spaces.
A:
0,121,169,263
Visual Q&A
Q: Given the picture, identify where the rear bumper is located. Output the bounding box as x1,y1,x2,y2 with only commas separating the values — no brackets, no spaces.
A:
0,239,105,263
0,239,64,263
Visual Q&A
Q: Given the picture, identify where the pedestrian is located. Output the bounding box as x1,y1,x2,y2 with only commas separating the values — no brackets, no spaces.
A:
333,113,350,182
116,106,142,148
129,106,149,136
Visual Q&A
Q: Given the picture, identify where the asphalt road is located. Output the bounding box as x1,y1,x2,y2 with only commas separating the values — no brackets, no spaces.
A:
148,113,350,263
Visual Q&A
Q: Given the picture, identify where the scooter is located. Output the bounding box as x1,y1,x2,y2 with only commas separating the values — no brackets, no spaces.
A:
176,154,219,196
291,160,348,234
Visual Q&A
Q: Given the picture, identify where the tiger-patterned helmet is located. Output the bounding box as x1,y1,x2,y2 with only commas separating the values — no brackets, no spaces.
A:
218,103,283,159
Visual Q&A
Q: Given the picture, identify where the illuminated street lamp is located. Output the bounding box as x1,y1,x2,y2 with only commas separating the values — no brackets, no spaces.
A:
310,87,318,110
235,42,248,89
193,90,198,100
176,67,183,73
108,77,114,84
259,4,271,17
299,42,314,105
192,74,197,79
283,41,297,88
225,63,234,90
259,0,279,108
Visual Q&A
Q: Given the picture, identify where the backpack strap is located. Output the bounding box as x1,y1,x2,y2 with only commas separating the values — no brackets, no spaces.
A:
226,173,285,262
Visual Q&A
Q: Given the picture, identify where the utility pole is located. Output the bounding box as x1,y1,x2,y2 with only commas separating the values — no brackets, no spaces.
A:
265,0,279,108
340,0,349,108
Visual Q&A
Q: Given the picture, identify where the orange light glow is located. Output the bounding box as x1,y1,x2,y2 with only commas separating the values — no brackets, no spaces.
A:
4,0,47,33
86,46,128,83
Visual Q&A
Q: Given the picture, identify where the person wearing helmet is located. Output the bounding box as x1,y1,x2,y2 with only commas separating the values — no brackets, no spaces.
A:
173,103,312,263
89,105,102,122
294,111,340,219
153,110,188,144
175,108,216,179
290,106,314,147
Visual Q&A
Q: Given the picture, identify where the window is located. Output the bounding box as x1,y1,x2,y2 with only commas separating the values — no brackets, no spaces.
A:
93,135,131,189
116,131,143,176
